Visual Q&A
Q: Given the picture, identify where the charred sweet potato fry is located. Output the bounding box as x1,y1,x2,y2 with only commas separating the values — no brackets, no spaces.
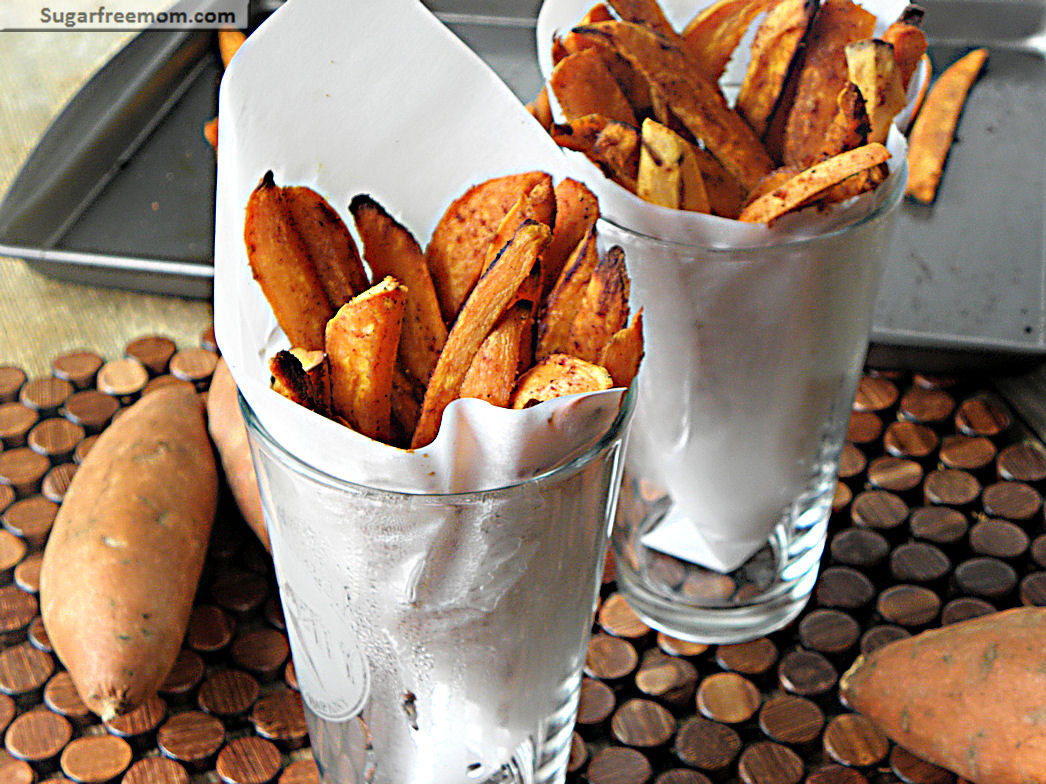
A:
598,309,644,387
459,302,534,407
350,195,448,388
568,245,631,363
244,172,334,351
543,178,600,298
681,0,771,81
692,147,747,218
906,47,988,204
325,277,407,442
510,354,613,409
390,366,422,446
846,38,907,144
637,118,710,212
550,49,639,125
738,142,891,223
538,224,602,360
413,221,551,448
819,82,871,158
883,5,928,90
606,0,680,42
480,175,556,277
552,116,642,191
269,348,330,416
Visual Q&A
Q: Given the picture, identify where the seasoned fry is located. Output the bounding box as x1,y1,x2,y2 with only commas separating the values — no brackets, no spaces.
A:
510,354,613,409
693,147,747,218
218,29,246,67
883,5,928,89
552,116,641,191
350,195,448,388
819,82,871,158
637,118,710,212
550,49,638,125
846,39,907,144
606,0,680,42
779,0,877,167
325,277,407,442
543,179,600,298
527,85,553,131
568,246,631,363
390,366,422,445
413,221,551,448
572,21,775,191
906,48,988,204
681,0,771,81
738,143,891,223
244,172,334,351
481,175,555,277
269,348,330,416
598,309,644,387
283,185,369,308
538,224,602,359
736,0,817,139
459,302,534,407
426,171,548,322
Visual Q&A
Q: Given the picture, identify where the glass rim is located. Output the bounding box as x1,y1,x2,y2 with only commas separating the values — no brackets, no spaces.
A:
239,382,636,499
597,157,908,254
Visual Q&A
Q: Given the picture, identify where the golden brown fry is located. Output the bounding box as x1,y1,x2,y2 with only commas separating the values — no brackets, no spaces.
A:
846,39,908,144
779,0,877,167
269,349,330,416
736,0,817,139
906,48,988,204
244,171,334,351
481,175,555,277
743,165,801,207
738,142,891,223
283,185,369,308
598,309,644,387
551,49,639,125
537,224,601,360
425,171,548,323
413,221,551,448
217,29,246,68
606,0,680,41
637,118,710,212
819,82,871,158
543,179,600,299
459,302,534,407
526,85,553,131
510,354,613,409
682,0,772,81
692,147,747,218
568,245,630,363
883,5,928,90
325,277,407,442
572,21,774,192
551,116,641,191
349,195,448,388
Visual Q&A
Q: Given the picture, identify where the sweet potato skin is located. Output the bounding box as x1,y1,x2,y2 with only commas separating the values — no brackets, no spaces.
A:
40,386,218,720
840,607,1046,784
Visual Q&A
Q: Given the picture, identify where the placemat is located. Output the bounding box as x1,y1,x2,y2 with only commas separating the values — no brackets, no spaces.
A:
0,333,1040,784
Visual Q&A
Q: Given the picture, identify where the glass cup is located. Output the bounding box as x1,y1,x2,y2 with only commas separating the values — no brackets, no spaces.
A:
607,165,906,644
241,390,633,784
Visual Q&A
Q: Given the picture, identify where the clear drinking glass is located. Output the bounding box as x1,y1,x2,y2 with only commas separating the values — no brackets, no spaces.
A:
241,390,633,784
608,164,906,644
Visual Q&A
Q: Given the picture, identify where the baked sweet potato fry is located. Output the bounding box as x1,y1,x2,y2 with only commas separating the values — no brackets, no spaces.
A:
538,224,602,359
906,47,988,204
325,276,407,442
527,85,553,131
413,221,551,448
681,0,771,81
637,118,710,212
480,175,555,277
693,147,747,218
550,49,639,125
598,310,644,387
606,0,680,42
350,195,448,388
846,38,907,144
243,172,335,351
883,4,928,90
552,116,641,192
459,302,534,407
738,142,891,223
568,244,630,362
542,178,600,298
510,354,613,409
218,29,246,67
426,171,549,322
269,348,330,416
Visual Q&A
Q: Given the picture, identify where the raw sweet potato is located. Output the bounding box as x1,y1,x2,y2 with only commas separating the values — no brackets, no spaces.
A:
840,607,1046,784
40,386,218,720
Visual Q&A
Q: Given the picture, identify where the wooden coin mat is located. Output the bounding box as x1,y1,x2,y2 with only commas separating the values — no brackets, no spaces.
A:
0,334,1042,784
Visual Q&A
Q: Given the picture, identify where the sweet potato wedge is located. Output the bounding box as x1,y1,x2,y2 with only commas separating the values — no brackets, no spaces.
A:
693,147,747,218
906,47,988,204
568,244,631,362
40,386,218,720
413,221,551,448
550,48,639,125
526,85,553,131
552,116,641,191
350,194,448,387
598,309,644,387
325,276,407,442
637,118,710,212
606,0,680,42
883,4,928,90
681,0,772,81
459,302,534,407
538,224,601,359
510,354,613,409
480,175,555,277
268,348,330,417
542,178,600,299
840,607,1046,784
846,38,908,144
425,171,549,322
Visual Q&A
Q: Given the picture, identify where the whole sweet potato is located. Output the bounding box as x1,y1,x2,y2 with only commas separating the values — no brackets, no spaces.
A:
840,607,1046,784
40,386,218,720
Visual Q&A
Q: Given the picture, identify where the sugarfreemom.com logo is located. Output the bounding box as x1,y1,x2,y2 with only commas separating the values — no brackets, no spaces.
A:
2,0,248,29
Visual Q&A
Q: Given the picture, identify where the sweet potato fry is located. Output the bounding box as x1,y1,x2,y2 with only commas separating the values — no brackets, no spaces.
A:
846,39,907,144
218,29,246,67
568,245,630,363
779,0,877,167
349,195,448,388
480,175,555,278
637,118,710,212
542,179,600,298
413,221,551,448
269,348,330,416
738,142,891,223
552,116,641,191
390,367,422,446
244,172,334,351
527,85,553,131
459,302,534,407
736,0,817,139
598,309,644,387
572,21,774,191
510,354,613,409
883,5,928,90
819,82,871,158
906,48,988,204
283,185,369,308
426,172,548,323
325,277,407,442
538,224,601,360
692,147,747,218
606,0,680,42
681,0,772,81
551,49,638,125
